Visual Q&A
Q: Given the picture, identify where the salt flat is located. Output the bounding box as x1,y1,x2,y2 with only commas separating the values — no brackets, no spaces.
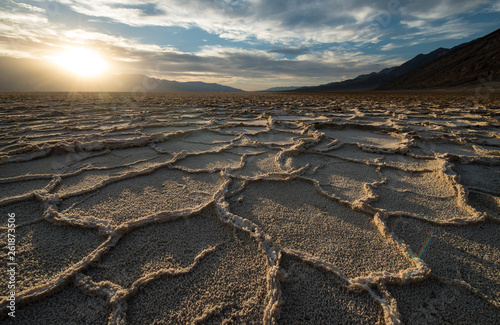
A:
0,92,499,324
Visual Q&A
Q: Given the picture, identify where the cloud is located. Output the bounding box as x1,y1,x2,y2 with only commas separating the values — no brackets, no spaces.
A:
400,0,493,20
0,4,394,89
295,47,404,68
378,17,490,52
400,18,487,42
52,0,395,45
122,43,398,88
1,0,497,90
16,2,46,13
196,45,276,58
269,47,310,55
487,2,500,12
380,43,398,51
0,8,57,58
50,0,496,48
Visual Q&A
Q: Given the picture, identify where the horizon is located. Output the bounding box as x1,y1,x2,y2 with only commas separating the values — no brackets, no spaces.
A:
1,1,499,91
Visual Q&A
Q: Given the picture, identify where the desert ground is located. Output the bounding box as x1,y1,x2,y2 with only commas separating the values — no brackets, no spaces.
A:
0,92,499,324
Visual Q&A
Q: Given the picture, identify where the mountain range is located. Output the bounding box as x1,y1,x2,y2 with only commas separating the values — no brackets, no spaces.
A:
1,27,498,93
292,48,450,92
378,28,500,90
292,27,500,92
258,86,302,92
0,57,243,92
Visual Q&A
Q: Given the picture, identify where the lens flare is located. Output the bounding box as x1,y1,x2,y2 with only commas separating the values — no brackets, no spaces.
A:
401,228,435,286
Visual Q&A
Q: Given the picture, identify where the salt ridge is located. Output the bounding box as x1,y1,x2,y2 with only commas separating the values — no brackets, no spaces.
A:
0,92,499,324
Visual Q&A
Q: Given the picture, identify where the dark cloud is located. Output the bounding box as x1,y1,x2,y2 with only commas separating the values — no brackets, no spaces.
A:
136,49,386,81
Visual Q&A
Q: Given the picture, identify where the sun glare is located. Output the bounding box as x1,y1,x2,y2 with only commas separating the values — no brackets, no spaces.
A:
50,47,107,77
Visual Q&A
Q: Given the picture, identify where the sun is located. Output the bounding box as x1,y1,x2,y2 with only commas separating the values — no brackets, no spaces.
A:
50,47,108,77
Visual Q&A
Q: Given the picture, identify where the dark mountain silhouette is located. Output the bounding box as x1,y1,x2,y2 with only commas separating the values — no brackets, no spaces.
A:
0,57,244,92
292,48,450,92
258,86,300,92
377,28,500,90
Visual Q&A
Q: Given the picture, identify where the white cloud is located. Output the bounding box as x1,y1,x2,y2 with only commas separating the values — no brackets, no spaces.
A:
0,10,57,57
196,45,278,59
52,0,400,45
53,0,495,48
61,29,180,54
0,11,48,25
400,0,492,20
401,20,427,29
16,2,45,13
488,1,500,12
402,18,486,42
295,47,404,69
380,43,397,51
351,6,378,24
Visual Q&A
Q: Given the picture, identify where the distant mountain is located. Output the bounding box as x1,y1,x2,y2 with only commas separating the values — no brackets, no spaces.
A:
0,57,244,92
377,28,500,90
134,78,244,92
258,86,301,92
292,48,450,92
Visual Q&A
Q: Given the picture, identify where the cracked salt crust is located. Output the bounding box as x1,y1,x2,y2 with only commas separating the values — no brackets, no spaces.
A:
0,92,499,324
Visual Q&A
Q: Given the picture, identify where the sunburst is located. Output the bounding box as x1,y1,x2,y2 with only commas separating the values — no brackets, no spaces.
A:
49,47,107,77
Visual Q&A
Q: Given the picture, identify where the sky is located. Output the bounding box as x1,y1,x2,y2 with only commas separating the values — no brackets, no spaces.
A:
1,0,499,91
